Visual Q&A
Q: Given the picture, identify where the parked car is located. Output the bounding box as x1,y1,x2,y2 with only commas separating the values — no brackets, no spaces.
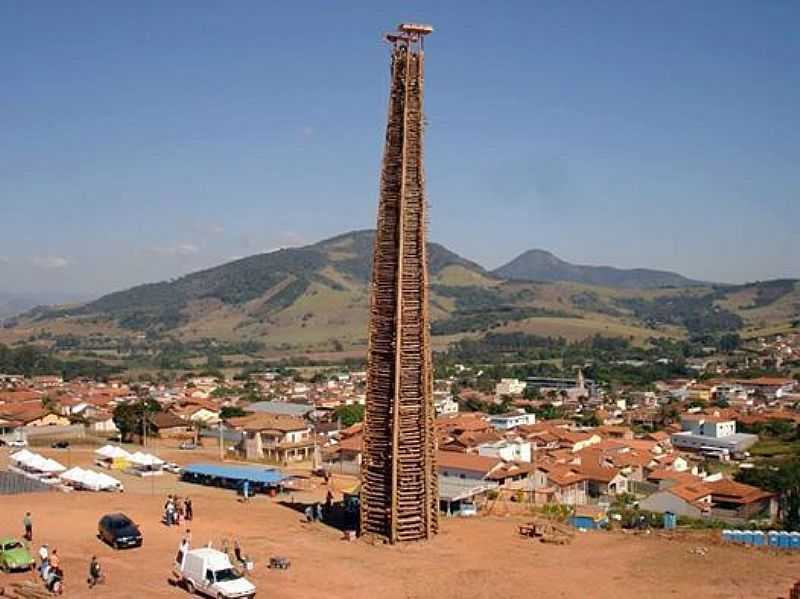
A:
179,441,198,450
5,439,27,448
51,440,70,449
163,462,182,474
0,537,34,572
98,513,143,549
179,547,256,599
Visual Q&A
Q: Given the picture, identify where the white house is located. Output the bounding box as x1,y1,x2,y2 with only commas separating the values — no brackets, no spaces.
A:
488,410,536,430
495,378,526,397
434,393,459,416
478,439,532,463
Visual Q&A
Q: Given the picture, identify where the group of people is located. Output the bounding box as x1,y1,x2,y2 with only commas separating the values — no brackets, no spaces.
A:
34,537,102,593
164,495,193,526
304,489,336,523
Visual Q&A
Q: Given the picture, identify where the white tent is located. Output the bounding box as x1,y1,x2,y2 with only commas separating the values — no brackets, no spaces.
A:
40,458,66,473
61,466,87,482
10,449,35,463
95,445,131,460
129,452,164,466
60,467,120,491
95,471,123,490
25,454,50,471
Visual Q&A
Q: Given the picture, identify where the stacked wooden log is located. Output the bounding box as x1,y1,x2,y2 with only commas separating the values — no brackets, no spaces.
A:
361,41,437,543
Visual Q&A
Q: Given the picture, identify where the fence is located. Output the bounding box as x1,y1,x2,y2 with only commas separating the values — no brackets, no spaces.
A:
1,424,87,445
0,471,53,495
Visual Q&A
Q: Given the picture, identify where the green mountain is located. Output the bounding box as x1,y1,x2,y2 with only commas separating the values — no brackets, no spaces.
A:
493,249,705,288
2,232,797,357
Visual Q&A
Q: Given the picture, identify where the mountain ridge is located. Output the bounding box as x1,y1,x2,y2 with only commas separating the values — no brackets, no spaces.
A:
493,248,706,289
2,230,796,354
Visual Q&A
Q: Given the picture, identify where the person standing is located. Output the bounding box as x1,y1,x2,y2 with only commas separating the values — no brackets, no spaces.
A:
175,535,189,568
38,544,49,576
23,512,32,541
87,556,102,588
184,497,193,521
233,539,245,565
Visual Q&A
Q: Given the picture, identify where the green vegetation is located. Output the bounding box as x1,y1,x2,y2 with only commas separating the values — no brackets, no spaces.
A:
220,406,247,419
748,439,800,458
112,398,161,443
737,461,800,531
335,404,365,427
616,293,743,336
0,343,124,380
740,279,797,309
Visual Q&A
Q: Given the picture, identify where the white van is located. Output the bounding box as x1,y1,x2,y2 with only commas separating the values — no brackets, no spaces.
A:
180,548,256,599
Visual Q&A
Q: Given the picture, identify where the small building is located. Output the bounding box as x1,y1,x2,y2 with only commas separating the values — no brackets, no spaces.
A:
228,414,314,463
671,415,757,455
147,412,191,438
638,482,713,518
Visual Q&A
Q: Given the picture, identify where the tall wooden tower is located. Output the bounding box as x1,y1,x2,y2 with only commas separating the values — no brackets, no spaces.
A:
360,23,438,544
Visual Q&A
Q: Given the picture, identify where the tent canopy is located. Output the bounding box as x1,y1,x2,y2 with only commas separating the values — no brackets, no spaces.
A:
129,452,164,467
96,445,131,459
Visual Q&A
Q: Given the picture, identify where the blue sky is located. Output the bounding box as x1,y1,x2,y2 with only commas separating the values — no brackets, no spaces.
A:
1,1,798,296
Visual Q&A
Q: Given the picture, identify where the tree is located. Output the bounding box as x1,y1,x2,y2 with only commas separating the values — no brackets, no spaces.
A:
335,404,365,428
736,461,800,530
220,406,247,420
719,333,741,353
112,398,161,443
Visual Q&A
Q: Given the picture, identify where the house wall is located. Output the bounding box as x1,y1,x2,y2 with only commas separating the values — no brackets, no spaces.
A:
639,491,702,518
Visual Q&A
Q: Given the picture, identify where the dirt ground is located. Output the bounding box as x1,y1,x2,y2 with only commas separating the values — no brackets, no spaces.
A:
1,446,798,599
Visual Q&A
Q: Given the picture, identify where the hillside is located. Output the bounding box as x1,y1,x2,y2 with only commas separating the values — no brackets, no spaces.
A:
493,249,705,288
1,232,797,358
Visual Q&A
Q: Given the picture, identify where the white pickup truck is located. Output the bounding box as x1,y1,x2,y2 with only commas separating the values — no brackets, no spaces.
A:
179,548,256,599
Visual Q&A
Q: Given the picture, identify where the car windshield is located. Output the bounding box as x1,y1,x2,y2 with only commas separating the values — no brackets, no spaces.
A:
2,542,22,551
214,568,241,582
112,519,132,529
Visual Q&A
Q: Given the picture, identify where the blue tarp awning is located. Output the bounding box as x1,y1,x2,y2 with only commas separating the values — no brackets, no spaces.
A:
182,463,286,485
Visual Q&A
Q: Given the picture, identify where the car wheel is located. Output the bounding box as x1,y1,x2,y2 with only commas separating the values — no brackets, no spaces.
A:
186,581,196,595
113,540,119,550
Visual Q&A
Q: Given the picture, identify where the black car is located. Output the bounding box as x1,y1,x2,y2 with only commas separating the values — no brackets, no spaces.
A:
98,513,142,549
51,441,69,449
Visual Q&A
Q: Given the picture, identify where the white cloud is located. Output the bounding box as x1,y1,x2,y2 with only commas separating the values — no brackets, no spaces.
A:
149,243,200,257
32,255,70,269
209,224,225,234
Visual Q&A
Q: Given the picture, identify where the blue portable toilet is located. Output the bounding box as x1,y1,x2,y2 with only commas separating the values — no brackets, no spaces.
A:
768,531,781,547
753,531,765,546
663,512,676,530
779,531,791,548
721,530,731,542
729,530,740,543
741,530,752,545
790,532,800,549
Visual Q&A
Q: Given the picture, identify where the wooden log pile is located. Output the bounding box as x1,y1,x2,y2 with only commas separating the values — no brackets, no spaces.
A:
360,40,437,544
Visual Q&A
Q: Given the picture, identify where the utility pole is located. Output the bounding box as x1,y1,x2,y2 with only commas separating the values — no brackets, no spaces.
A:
218,420,224,462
